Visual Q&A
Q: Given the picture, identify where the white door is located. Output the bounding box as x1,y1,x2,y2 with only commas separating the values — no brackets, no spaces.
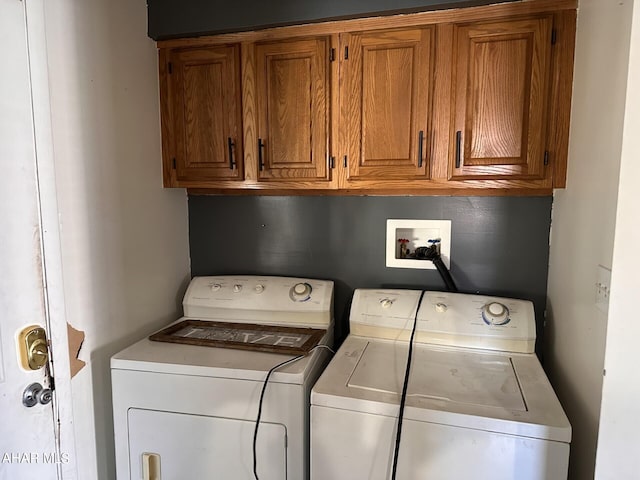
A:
0,1,63,479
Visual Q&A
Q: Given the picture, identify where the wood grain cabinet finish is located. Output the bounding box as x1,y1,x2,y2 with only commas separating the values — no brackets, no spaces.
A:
157,0,577,195
342,27,434,182
450,16,553,180
161,45,243,186
254,38,330,182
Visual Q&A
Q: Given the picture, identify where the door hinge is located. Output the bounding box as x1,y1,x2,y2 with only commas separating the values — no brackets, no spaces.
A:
551,29,557,45
330,48,335,62
172,158,176,169
544,151,550,166
344,46,349,60
168,62,173,74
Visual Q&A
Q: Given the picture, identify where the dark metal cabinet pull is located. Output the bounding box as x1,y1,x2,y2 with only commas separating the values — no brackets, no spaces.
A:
455,131,462,169
227,137,235,170
258,138,265,170
418,130,424,168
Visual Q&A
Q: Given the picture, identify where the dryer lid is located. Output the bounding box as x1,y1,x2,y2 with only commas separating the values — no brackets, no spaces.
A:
111,317,332,384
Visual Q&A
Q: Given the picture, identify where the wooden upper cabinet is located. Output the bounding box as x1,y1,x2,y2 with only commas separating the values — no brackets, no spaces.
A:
161,44,243,185
254,37,330,181
342,27,434,181
450,16,553,180
156,0,576,194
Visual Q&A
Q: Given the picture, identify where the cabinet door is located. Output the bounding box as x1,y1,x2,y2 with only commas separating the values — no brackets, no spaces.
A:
164,45,243,184
450,16,552,179
342,27,434,181
255,38,330,181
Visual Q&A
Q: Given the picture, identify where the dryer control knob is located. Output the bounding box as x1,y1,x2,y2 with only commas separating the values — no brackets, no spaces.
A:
290,282,312,301
233,284,243,293
210,283,222,292
435,303,448,313
254,284,265,294
482,302,510,325
380,298,394,309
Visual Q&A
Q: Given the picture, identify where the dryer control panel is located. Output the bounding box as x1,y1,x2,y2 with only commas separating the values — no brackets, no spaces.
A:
349,289,535,353
183,276,334,328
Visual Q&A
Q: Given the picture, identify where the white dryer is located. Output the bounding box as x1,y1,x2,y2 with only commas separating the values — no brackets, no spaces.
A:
112,275,334,480
311,289,571,480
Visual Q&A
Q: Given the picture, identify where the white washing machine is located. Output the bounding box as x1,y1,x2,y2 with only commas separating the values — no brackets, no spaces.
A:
311,289,571,480
112,275,334,480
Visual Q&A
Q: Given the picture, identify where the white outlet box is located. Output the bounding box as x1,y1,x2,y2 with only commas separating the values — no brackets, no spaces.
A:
386,219,451,269
596,264,612,314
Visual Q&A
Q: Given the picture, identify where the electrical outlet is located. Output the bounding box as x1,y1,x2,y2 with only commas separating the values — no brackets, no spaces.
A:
386,219,451,269
595,265,612,314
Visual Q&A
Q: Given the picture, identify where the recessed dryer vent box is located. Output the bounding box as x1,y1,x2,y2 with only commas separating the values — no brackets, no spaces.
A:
386,219,451,269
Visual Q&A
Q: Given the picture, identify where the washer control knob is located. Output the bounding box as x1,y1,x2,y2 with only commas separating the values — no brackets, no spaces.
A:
482,302,510,325
435,303,448,313
233,284,243,293
210,283,222,292
290,282,312,301
380,298,394,309
254,284,265,294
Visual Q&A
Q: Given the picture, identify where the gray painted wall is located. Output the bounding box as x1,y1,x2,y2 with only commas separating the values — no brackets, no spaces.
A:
189,195,552,352
147,0,514,39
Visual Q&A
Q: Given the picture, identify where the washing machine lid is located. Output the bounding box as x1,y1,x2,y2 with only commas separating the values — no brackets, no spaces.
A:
110,317,332,384
348,341,527,411
312,336,571,443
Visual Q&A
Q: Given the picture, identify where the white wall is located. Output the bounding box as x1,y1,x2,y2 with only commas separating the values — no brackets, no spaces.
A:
595,0,640,476
44,0,191,478
545,1,633,478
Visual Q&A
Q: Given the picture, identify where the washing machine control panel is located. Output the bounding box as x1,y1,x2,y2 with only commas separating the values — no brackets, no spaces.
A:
350,289,535,353
182,276,334,328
